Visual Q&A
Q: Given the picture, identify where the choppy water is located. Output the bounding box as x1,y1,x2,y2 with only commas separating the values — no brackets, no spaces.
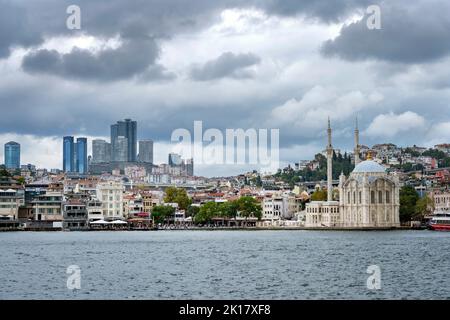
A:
0,230,449,299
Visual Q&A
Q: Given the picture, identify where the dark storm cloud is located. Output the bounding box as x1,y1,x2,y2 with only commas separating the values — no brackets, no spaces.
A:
256,0,373,22
190,52,261,81
321,0,450,63
0,0,42,58
22,37,161,81
2,0,372,81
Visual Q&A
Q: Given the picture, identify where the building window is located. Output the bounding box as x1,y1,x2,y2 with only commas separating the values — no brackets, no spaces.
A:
359,192,362,204
371,191,375,204
386,191,390,204
353,192,356,204
378,191,383,204
347,192,350,204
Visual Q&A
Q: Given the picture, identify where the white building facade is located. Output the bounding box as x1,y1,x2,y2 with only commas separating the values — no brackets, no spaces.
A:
96,181,124,220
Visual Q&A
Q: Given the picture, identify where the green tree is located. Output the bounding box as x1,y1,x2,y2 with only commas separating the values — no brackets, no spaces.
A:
17,176,25,185
194,201,218,224
414,196,434,220
186,205,200,218
164,187,192,210
236,196,262,220
218,201,238,219
399,186,419,222
151,205,175,224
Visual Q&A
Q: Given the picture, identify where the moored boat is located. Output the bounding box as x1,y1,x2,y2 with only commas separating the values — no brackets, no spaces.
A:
428,212,450,231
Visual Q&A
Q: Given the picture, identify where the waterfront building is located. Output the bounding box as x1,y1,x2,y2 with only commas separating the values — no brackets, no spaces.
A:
4,141,20,170
123,193,144,218
92,139,111,163
305,119,401,228
87,199,104,221
138,140,153,163
63,201,88,230
0,188,24,220
76,137,88,174
96,181,124,220
111,119,137,162
30,190,64,222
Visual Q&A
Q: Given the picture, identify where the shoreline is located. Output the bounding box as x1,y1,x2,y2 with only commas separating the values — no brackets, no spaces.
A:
1,226,421,232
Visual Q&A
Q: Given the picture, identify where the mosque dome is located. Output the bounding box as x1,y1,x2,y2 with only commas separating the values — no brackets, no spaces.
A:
353,160,386,173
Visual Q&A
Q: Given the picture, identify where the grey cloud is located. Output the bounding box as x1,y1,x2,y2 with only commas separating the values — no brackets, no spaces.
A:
137,65,177,83
190,52,261,81
8,0,370,81
321,1,450,63
256,0,373,22
22,37,160,81
0,0,42,58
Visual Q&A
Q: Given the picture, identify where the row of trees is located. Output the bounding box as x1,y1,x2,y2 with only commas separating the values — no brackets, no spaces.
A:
152,187,262,225
194,196,262,224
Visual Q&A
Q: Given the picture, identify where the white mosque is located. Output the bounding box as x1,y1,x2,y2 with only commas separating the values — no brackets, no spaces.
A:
305,119,400,229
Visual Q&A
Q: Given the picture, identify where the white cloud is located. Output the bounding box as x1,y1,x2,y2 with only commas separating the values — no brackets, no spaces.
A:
270,85,384,135
364,111,426,138
425,121,450,146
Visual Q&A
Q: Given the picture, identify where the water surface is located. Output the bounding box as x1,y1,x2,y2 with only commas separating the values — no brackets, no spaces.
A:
0,230,449,299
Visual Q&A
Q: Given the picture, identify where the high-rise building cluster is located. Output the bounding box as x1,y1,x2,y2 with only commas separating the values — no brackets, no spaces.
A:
90,118,154,165
59,118,195,177
63,136,88,174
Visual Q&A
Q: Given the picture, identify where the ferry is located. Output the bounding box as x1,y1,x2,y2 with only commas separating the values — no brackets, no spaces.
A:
428,212,450,231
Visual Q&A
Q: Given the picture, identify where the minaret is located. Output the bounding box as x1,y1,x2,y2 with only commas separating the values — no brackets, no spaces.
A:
354,116,361,166
327,117,333,202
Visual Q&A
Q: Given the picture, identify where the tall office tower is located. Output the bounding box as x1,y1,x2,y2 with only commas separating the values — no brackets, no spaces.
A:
168,153,182,167
4,141,20,169
111,119,137,162
63,136,75,172
114,136,128,162
76,137,88,174
185,158,194,176
92,139,111,163
138,140,154,163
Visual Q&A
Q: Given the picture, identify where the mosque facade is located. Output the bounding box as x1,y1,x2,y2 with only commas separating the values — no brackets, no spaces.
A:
305,119,400,229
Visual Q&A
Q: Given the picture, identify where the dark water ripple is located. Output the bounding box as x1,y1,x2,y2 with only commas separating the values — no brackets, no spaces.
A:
0,230,449,299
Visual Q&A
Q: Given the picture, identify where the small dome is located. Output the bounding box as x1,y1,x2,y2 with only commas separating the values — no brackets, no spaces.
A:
353,160,385,173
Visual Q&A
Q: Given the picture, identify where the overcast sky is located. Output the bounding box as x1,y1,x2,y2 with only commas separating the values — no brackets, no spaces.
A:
1,0,450,176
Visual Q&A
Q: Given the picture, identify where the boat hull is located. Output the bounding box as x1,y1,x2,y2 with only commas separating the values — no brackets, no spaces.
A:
430,224,450,231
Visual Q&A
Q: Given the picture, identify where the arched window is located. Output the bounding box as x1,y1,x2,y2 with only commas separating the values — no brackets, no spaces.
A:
386,191,390,204
371,191,375,204
353,191,356,204
378,191,383,204
359,192,362,204
348,192,350,204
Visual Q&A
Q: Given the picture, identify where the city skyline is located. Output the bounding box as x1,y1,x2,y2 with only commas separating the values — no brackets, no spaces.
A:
2,0,450,176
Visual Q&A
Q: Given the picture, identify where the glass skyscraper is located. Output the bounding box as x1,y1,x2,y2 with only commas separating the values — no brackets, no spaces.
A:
63,136,87,173
111,119,137,162
76,137,88,174
4,141,20,169
63,136,74,172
